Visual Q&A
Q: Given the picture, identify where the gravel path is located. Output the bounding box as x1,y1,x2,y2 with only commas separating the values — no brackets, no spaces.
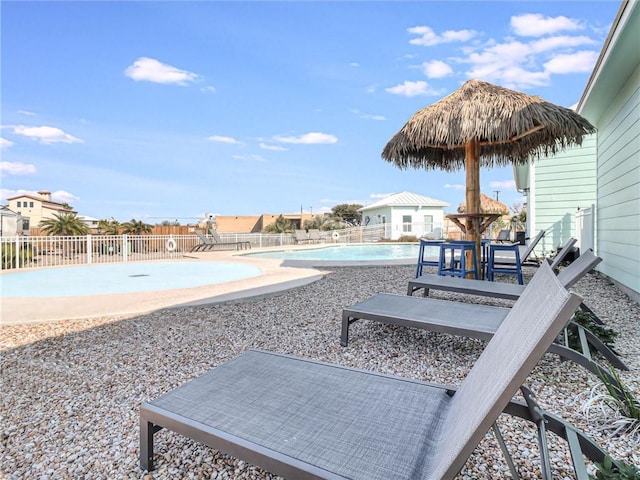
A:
1,264,638,479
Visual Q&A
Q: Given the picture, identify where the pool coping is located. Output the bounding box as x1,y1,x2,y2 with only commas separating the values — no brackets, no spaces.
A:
1,252,324,325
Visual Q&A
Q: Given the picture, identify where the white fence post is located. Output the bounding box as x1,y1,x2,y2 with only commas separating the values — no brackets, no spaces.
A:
87,234,93,264
14,236,20,268
123,234,128,262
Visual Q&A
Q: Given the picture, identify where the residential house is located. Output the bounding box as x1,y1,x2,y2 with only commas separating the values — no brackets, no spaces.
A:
358,191,450,240
0,206,30,236
527,0,639,301
212,213,316,233
6,191,75,232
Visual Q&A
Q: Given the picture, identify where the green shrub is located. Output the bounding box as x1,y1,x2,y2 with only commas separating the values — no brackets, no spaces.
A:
567,310,618,354
1,243,33,269
591,456,640,480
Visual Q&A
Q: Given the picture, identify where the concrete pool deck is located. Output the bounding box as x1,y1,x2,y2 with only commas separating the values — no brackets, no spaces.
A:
1,250,325,325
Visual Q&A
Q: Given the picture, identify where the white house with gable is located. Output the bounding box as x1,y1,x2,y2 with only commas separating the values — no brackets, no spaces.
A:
359,191,450,240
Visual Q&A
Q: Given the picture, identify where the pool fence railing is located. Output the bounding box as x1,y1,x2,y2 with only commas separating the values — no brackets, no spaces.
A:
1,222,451,270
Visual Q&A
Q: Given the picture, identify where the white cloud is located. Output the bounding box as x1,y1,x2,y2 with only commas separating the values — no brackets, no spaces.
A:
489,180,516,190
51,190,80,204
0,161,36,175
259,142,288,151
273,132,338,144
530,35,595,53
444,183,465,191
462,35,599,88
208,135,241,144
18,110,36,116
0,138,14,148
350,62,360,67
408,26,477,46
511,14,583,37
200,85,217,93
124,57,199,85
232,154,266,162
351,109,386,121
13,125,83,144
385,80,439,97
544,50,599,74
421,60,453,78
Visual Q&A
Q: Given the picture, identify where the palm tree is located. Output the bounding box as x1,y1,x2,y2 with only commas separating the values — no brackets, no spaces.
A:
304,214,340,231
98,219,120,235
120,219,153,235
40,213,90,236
263,215,293,233
121,219,153,253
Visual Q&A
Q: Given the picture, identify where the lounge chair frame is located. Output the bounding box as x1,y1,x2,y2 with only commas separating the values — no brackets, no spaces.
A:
190,230,251,252
141,264,621,479
408,249,609,328
140,359,615,480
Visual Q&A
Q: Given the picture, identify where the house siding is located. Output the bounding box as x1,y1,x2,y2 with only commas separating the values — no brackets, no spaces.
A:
530,134,598,256
594,65,640,295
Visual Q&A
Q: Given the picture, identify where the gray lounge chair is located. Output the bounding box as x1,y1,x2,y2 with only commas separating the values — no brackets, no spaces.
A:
495,228,511,242
343,259,627,393
141,263,617,479
408,248,608,327
308,228,322,243
191,230,250,251
190,230,215,252
549,238,578,271
294,229,310,244
211,230,251,250
493,229,545,267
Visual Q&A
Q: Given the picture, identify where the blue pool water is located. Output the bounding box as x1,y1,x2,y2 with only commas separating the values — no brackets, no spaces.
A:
246,243,437,261
1,261,262,297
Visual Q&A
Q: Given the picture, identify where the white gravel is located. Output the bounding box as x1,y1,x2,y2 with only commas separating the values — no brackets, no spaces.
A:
1,264,638,479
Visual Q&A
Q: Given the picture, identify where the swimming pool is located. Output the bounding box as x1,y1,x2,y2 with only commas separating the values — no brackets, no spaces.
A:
245,243,437,262
2,261,262,297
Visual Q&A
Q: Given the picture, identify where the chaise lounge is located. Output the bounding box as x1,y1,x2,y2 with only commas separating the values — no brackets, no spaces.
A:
141,263,620,479
343,256,627,393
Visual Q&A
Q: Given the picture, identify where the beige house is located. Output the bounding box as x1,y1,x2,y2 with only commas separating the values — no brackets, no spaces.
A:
6,191,75,230
213,213,315,233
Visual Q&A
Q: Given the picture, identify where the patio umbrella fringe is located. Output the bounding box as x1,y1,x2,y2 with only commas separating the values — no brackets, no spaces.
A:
382,79,596,171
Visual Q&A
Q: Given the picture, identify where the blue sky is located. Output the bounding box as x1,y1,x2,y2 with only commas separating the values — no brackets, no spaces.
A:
1,1,619,224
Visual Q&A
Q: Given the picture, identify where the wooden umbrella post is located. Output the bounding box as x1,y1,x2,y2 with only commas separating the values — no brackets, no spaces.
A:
465,139,481,278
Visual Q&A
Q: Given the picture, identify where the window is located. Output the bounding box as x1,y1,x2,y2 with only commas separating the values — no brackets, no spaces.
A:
29,202,34,207
402,215,412,232
17,201,21,207
424,215,433,234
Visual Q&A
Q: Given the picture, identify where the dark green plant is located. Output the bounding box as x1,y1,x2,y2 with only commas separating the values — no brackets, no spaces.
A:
590,456,640,480
601,368,640,424
567,310,618,354
1,243,33,269
263,215,293,233
120,219,153,235
40,212,90,236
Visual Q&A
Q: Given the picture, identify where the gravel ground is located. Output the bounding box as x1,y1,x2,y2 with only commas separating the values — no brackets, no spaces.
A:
1,264,639,479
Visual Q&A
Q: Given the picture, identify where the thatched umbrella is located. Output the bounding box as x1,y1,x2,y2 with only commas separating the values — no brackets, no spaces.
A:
458,193,509,215
382,78,595,264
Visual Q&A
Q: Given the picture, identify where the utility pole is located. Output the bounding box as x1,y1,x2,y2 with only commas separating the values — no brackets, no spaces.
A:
494,190,500,201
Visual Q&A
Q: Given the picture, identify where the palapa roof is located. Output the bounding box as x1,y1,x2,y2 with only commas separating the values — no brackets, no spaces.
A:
458,193,509,215
382,79,596,171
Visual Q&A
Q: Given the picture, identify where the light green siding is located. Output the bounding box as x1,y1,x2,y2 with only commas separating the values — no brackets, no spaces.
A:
530,134,597,256
594,65,640,295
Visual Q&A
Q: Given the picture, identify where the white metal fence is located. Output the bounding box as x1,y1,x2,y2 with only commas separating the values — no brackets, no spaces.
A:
1,224,447,270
